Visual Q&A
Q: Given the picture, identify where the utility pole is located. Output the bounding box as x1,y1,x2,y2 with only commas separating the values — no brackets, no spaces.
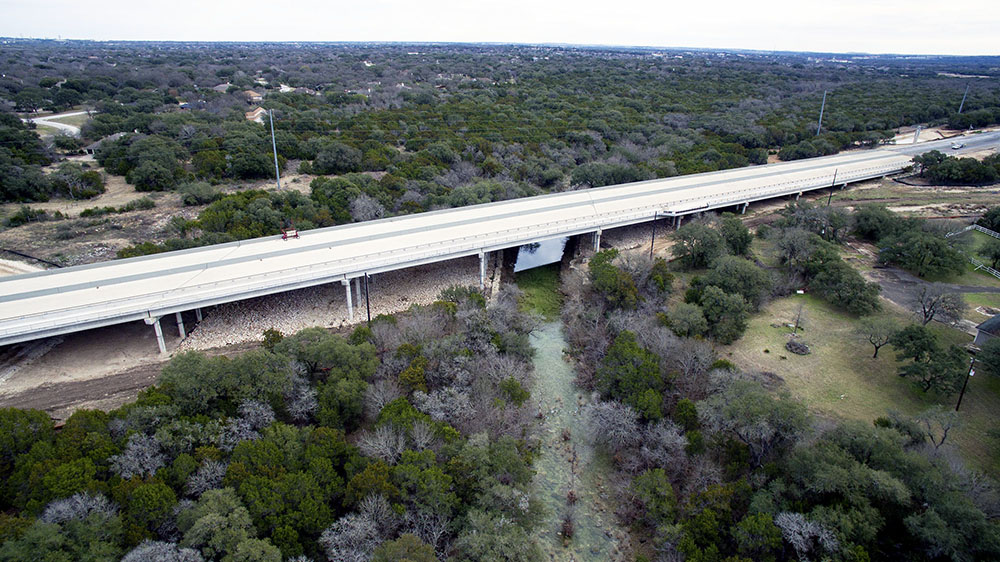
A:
958,83,970,114
364,273,371,327
649,211,657,260
269,109,281,190
816,90,828,136
827,169,838,207
955,356,975,411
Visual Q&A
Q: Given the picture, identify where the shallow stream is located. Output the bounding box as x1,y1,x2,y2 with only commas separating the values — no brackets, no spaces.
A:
530,322,626,560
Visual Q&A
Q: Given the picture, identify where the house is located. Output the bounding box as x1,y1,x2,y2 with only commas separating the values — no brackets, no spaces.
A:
212,82,231,93
244,90,263,104
975,315,1000,345
244,107,267,124
84,132,127,155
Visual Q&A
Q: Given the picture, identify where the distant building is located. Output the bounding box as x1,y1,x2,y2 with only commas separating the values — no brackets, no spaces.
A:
245,106,267,124
975,315,1000,345
244,90,263,104
84,132,127,155
212,82,231,93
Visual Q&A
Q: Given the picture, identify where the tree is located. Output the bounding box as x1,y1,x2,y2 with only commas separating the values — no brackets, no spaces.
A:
893,325,968,394
631,468,677,527
810,261,881,315
674,222,726,269
314,142,362,175
976,337,1000,378
597,331,664,420
699,286,750,344
698,379,808,467
588,249,640,309
667,302,708,338
916,284,967,325
854,205,910,242
704,256,772,310
856,317,898,358
372,534,437,562
982,237,1000,269
720,214,752,256
879,231,966,278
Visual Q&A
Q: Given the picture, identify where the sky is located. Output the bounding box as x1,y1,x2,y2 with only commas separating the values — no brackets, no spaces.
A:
1,0,998,56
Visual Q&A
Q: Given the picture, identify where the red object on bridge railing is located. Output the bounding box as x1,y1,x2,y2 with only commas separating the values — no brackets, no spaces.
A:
281,228,299,240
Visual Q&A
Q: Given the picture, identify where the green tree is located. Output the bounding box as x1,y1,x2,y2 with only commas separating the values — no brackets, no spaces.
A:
810,261,881,315
667,302,708,338
588,249,640,309
720,214,753,256
699,286,750,344
982,237,1000,269
733,513,782,562
313,142,362,175
597,331,664,420
674,222,726,269
705,256,772,310
632,468,677,527
976,337,1000,378
879,230,966,278
698,379,808,468
892,325,968,394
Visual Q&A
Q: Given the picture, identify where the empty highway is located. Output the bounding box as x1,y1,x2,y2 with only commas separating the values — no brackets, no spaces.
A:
0,132,996,352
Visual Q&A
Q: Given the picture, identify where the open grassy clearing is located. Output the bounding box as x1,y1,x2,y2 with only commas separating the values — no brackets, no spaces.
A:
963,293,1000,324
723,294,1000,473
48,113,90,128
831,183,1000,208
515,264,563,321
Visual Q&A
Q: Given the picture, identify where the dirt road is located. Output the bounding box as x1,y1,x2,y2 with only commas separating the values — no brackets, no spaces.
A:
22,110,88,137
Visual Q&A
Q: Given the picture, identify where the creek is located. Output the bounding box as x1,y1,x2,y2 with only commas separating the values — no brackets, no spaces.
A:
529,322,626,560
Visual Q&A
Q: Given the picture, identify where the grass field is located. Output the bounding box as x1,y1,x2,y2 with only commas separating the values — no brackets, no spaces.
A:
723,294,999,473
516,264,563,321
49,113,90,128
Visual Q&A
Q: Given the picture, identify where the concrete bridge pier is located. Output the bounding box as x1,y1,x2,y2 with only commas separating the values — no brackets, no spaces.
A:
741,202,748,214
593,229,602,252
354,277,362,305
343,279,354,321
195,308,203,322
175,312,186,339
145,316,167,355
478,251,486,292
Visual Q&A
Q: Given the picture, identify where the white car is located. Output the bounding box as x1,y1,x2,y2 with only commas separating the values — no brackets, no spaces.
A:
951,142,966,150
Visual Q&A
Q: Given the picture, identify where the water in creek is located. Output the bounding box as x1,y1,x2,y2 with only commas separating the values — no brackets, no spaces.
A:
514,237,569,272
530,322,625,561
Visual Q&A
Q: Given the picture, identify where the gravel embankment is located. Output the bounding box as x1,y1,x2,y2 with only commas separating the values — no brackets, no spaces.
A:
178,255,500,350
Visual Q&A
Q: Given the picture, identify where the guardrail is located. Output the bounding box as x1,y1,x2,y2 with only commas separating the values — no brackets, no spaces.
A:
0,156,911,343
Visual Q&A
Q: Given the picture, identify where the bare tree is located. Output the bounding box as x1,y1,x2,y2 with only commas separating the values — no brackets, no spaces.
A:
349,194,386,222
185,461,228,498
110,434,167,479
121,540,205,562
917,284,967,326
584,399,641,454
856,317,898,359
40,492,117,524
774,512,839,561
914,405,961,450
357,425,407,464
365,378,404,420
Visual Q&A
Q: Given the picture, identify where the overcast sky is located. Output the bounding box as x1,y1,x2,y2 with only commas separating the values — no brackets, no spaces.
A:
1,0,997,56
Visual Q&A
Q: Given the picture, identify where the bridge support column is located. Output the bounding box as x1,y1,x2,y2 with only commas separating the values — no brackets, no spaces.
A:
195,308,203,322
354,277,362,306
145,317,167,355
796,192,801,200
479,251,486,292
343,280,354,322
175,312,186,339
677,216,683,228
741,202,748,214
593,229,602,252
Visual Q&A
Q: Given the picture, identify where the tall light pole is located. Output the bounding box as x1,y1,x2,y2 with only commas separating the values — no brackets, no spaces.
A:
958,83,970,115
816,90,828,136
649,211,657,260
269,109,281,190
955,356,975,412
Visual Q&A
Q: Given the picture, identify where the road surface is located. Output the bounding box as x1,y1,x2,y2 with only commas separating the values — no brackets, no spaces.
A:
22,110,88,137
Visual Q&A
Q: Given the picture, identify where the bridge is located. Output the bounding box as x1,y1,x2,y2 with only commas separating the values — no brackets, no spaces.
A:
0,133,995,353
